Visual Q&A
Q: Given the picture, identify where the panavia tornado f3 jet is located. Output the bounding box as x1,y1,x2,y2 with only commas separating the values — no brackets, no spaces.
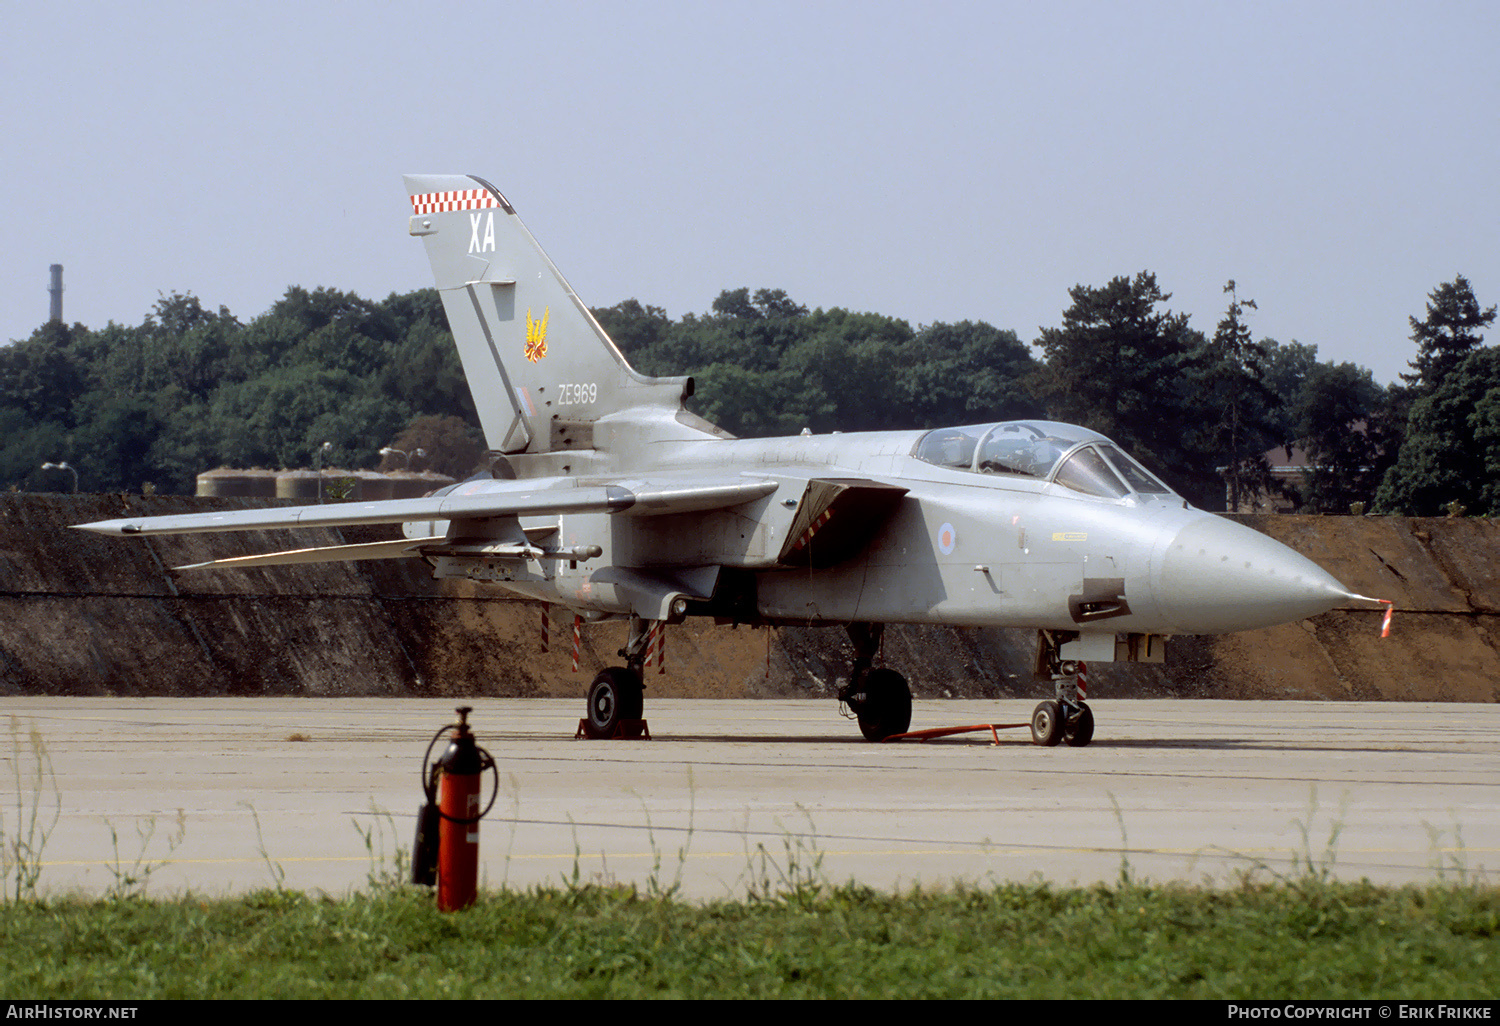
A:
78,174,1373,745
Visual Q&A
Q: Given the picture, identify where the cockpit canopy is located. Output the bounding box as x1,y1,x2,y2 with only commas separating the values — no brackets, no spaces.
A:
913,421,1174,500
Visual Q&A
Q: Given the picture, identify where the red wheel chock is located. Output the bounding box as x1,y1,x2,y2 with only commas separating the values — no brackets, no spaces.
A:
575,719,651,740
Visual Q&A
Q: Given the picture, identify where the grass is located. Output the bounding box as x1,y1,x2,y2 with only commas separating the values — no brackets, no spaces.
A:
3,716,59,902
0,878,1496,998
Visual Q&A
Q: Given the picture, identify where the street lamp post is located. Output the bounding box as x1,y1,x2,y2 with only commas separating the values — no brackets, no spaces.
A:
41,461,78,493
379,446,426,470
314,442,332,503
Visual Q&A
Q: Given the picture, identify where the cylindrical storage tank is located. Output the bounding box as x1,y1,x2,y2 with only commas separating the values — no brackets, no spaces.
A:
352,471,395,501
197,468,279,498
276,470,323,500
389,471,457,499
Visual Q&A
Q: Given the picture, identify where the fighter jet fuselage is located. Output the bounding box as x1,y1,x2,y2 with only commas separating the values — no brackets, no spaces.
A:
412,421,1348,639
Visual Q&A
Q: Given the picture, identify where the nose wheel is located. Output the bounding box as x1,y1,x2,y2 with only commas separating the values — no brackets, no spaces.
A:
1032,632,1096,747
1030,699,1094,746
1030,700,1064,746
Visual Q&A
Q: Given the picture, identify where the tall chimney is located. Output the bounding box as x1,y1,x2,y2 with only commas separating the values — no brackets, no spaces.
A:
49,264,63,323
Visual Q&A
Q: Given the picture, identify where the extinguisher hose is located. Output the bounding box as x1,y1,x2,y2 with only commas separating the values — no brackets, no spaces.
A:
420,724,501,825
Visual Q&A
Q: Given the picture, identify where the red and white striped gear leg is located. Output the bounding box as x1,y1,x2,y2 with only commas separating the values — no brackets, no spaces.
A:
571,614,582,673
644,621,665,674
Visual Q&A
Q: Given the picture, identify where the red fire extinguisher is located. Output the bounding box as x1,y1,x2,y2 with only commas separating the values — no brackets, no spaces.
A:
412,706,497,911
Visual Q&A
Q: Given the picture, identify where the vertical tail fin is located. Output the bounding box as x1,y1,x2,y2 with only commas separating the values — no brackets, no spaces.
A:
404,174,711,454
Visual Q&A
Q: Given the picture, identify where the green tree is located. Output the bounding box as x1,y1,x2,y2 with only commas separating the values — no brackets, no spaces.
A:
1034,272,1206,497
749,288,808,319
709,287,760,320
1400,275,1496,395
781,309,912,433
0,406,71,491
626,289,820,433
70,394,166,494
268,286,396,341
1470,388,1500,515
1376,347,1500,515
1258,339,1322,443
627,289,809,383
1376,277,1497,514
378,287,447,338
1292,363,1387,513
1250,339,1401,513
0,321,89,427
143,291,234,337
206,365,408,470
378,414,486,479
591,299,671,357
1197,282,1281,512
895,321,1042,426
690,362,803,437
377,319,475,425
0,284,501,493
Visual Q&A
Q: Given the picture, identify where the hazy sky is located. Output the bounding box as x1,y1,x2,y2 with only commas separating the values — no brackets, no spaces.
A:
5,0,1496,386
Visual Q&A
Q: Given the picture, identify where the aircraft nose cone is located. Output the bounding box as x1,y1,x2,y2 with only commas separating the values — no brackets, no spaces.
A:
1155,516,1350,633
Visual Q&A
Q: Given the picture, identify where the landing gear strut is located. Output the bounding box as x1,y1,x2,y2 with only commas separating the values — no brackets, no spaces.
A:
838,623,912,741
580,616,651,739
1033,629,1095,747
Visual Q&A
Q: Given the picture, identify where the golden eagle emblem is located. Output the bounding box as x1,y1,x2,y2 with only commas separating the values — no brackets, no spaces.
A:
525,307,549,363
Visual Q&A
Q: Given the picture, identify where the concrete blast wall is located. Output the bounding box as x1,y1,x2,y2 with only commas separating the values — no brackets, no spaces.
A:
1,495,1495,701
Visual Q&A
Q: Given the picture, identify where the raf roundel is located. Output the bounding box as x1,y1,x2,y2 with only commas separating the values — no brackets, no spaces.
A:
938,523,957,555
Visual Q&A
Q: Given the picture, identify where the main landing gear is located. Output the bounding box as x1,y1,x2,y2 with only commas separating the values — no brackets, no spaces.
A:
580,616,651,739
1032,630,1095,747
837,623,913,742
584,666,644,739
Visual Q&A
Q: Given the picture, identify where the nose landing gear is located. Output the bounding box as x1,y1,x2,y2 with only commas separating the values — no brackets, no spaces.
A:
1032,698,1094,746
1034,630,1096,748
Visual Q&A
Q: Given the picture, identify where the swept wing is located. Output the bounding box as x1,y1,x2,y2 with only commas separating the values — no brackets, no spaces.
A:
74,476,778,571
74,476,776,538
